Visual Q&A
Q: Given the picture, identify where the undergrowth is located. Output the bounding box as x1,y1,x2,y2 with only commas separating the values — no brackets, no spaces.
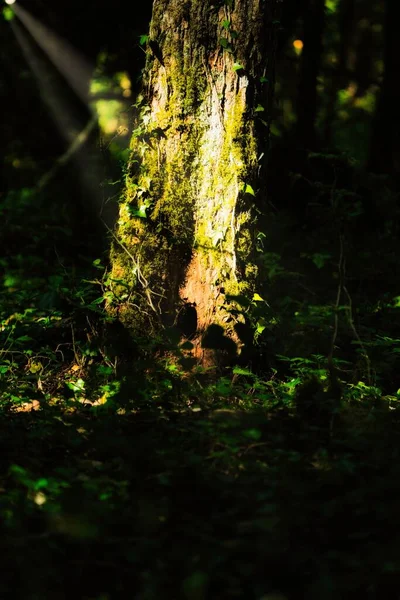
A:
1,154,400,599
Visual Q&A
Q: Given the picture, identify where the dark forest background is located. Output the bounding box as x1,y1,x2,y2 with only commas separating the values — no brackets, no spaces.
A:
2,1,400,598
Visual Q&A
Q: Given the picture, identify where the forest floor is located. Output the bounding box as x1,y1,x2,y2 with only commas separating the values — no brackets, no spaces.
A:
1,376,400,599
1,191,400,599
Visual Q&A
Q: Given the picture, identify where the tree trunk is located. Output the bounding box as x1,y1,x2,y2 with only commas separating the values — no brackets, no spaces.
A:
110,0,278,360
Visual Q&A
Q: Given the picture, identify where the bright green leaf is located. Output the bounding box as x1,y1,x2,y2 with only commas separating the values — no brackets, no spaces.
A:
253,293,264,302
256,321,266,334
233,366,253,376
2,7,14,21
233,62,244,71
34,478,49,491
90,297,105,305
129,204,147,219
240,182,256,196
67,379,85,393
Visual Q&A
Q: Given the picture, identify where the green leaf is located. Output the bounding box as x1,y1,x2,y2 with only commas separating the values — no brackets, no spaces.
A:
233,62,244,72
233,366,253,376
260,76,269,83
29,361,43,374
66,379,85,393
255,104,265,112
311,253,331,269
4,275,19,288
34,478,49,491
222,19,231,30
256,321,266,335
139,34,149,46
89,297,105,306
2,7,14,21
253,293,264,302
240,182,256,196
219,37,229,48
92,259,104,269
129,204,147,218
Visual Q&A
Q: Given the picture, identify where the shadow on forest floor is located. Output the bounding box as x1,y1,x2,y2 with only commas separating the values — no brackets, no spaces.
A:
1,401,400,600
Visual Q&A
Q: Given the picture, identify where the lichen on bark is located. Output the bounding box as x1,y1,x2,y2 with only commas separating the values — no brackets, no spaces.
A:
109,0,278,353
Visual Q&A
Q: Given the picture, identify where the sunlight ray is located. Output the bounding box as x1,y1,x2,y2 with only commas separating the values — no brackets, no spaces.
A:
12,3,93,105
10,18,115,226
11,18,82,143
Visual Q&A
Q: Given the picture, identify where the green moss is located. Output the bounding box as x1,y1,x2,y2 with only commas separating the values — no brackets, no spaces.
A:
110,4,262,334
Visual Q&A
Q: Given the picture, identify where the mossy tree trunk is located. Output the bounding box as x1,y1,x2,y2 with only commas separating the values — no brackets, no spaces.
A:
110,0,278,359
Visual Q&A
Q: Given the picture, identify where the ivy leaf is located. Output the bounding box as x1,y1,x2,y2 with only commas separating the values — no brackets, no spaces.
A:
129,204,148,219
66,379,85,393
222,19,230,30
260,76,269,83
219,37,229,48
139,34,149,46
310,253,331,269
256,321,266,335
255,104,265,112
240,182,256,196
233,62,244,72
29,361,43,374
253,293,264,302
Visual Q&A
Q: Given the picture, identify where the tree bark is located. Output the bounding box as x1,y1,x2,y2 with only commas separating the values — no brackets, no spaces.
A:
110,0,278,359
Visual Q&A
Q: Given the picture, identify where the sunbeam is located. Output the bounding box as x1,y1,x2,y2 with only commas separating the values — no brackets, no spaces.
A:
12,2,93,105
10,17,117,227
11,18,84,144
